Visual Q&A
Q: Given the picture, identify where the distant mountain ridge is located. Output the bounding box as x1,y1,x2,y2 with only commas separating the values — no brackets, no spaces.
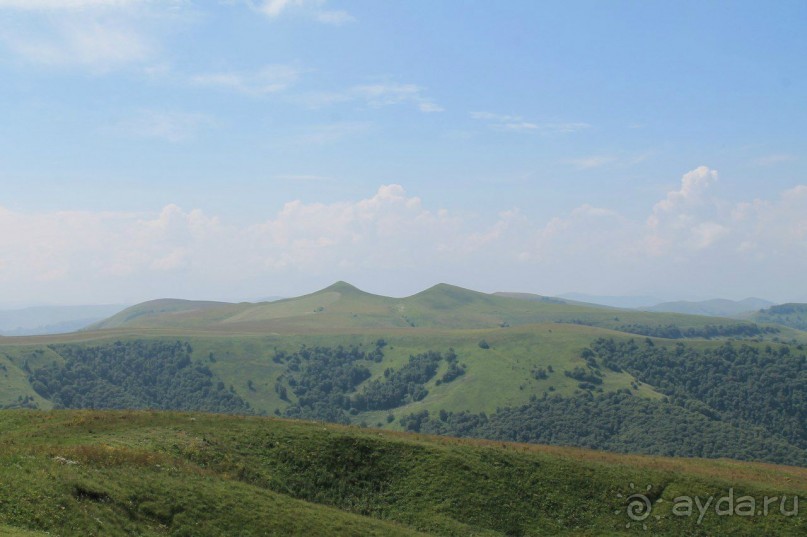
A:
2,281,806,475
0,304,127,336
642,297,774,317
85,281,763,335
558,293,663,309
84,298,231,331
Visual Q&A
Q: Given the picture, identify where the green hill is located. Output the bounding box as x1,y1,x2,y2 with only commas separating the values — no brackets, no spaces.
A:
1,282,805,469
3,329,807,467
642,297,774,317
0,282,807,466
83,282,779,337
87,298,234,331
0,409,804,536
1,285,806,534
752,303,807,331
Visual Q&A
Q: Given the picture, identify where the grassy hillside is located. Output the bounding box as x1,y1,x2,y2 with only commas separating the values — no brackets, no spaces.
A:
1,282,804,470
3,329,807,467
86,299,235,331
0,409,804,536
0,324,657,413
642,298,773,317
83,282,779,337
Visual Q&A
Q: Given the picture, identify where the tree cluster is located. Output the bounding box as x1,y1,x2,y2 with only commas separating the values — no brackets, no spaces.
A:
30,340,250,413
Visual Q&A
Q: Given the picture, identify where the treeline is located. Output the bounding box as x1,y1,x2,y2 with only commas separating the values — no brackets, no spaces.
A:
29,340,250,413
614,323,777,339
353,350,462,410
400,338,807,467
755,303,807,331
558,319,776,339
399,391,806,467
278,344,464,422
590,337,807,450
279,344,377,424
766,304,807,315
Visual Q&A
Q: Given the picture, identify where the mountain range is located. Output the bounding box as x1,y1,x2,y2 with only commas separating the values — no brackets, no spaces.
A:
2,281,807,534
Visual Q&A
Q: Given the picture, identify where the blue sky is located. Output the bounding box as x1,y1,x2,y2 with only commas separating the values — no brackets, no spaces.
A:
0,0,806,305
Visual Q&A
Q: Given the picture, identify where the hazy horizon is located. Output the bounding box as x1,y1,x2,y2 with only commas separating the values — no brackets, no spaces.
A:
0,280,792,311
1,1,805,306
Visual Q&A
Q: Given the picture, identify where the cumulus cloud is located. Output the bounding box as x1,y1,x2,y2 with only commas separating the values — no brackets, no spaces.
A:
247,185,461,272
646,166,724,254
2,170,807,304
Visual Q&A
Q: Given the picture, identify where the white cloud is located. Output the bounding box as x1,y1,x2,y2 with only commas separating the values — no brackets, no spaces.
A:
471,112,590,134
254,0,354,24
0,0,188,70
648,166,718,226
567,156,618,170
299,82,442,113
418,102,445,113
315,9,354,25
0,0,145,9
352,83,419,106
274,174,333,182
646,166,722,254
293,121,372,144
352,83,442,112
754,154,798,166
115,110,213,142
510,167,807,297
2,16,152,68
725,185,807,256
191,64,302,95
258,0,297,17
2,171,807,304
470,111,519,122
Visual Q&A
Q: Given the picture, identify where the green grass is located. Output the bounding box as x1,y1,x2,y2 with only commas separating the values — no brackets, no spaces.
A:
81,281,782,337
0,525,50,537
1,319,797,422
2,282,804,466
0,409,804,536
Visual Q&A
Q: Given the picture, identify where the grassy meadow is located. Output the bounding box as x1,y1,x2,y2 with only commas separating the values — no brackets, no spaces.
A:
0,409,804,536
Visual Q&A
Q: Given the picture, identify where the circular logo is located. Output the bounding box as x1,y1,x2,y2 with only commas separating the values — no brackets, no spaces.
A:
615,483,663,530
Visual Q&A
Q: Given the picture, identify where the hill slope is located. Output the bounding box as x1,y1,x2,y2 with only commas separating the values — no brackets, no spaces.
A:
4,333,807,467
643,297,774,317
1,282,802,472
0,409,804,536
752,303,807,331
84,282,776,337
87,298,234,331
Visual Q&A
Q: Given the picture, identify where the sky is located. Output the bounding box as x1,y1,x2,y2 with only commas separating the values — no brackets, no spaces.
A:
0,0,806,306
